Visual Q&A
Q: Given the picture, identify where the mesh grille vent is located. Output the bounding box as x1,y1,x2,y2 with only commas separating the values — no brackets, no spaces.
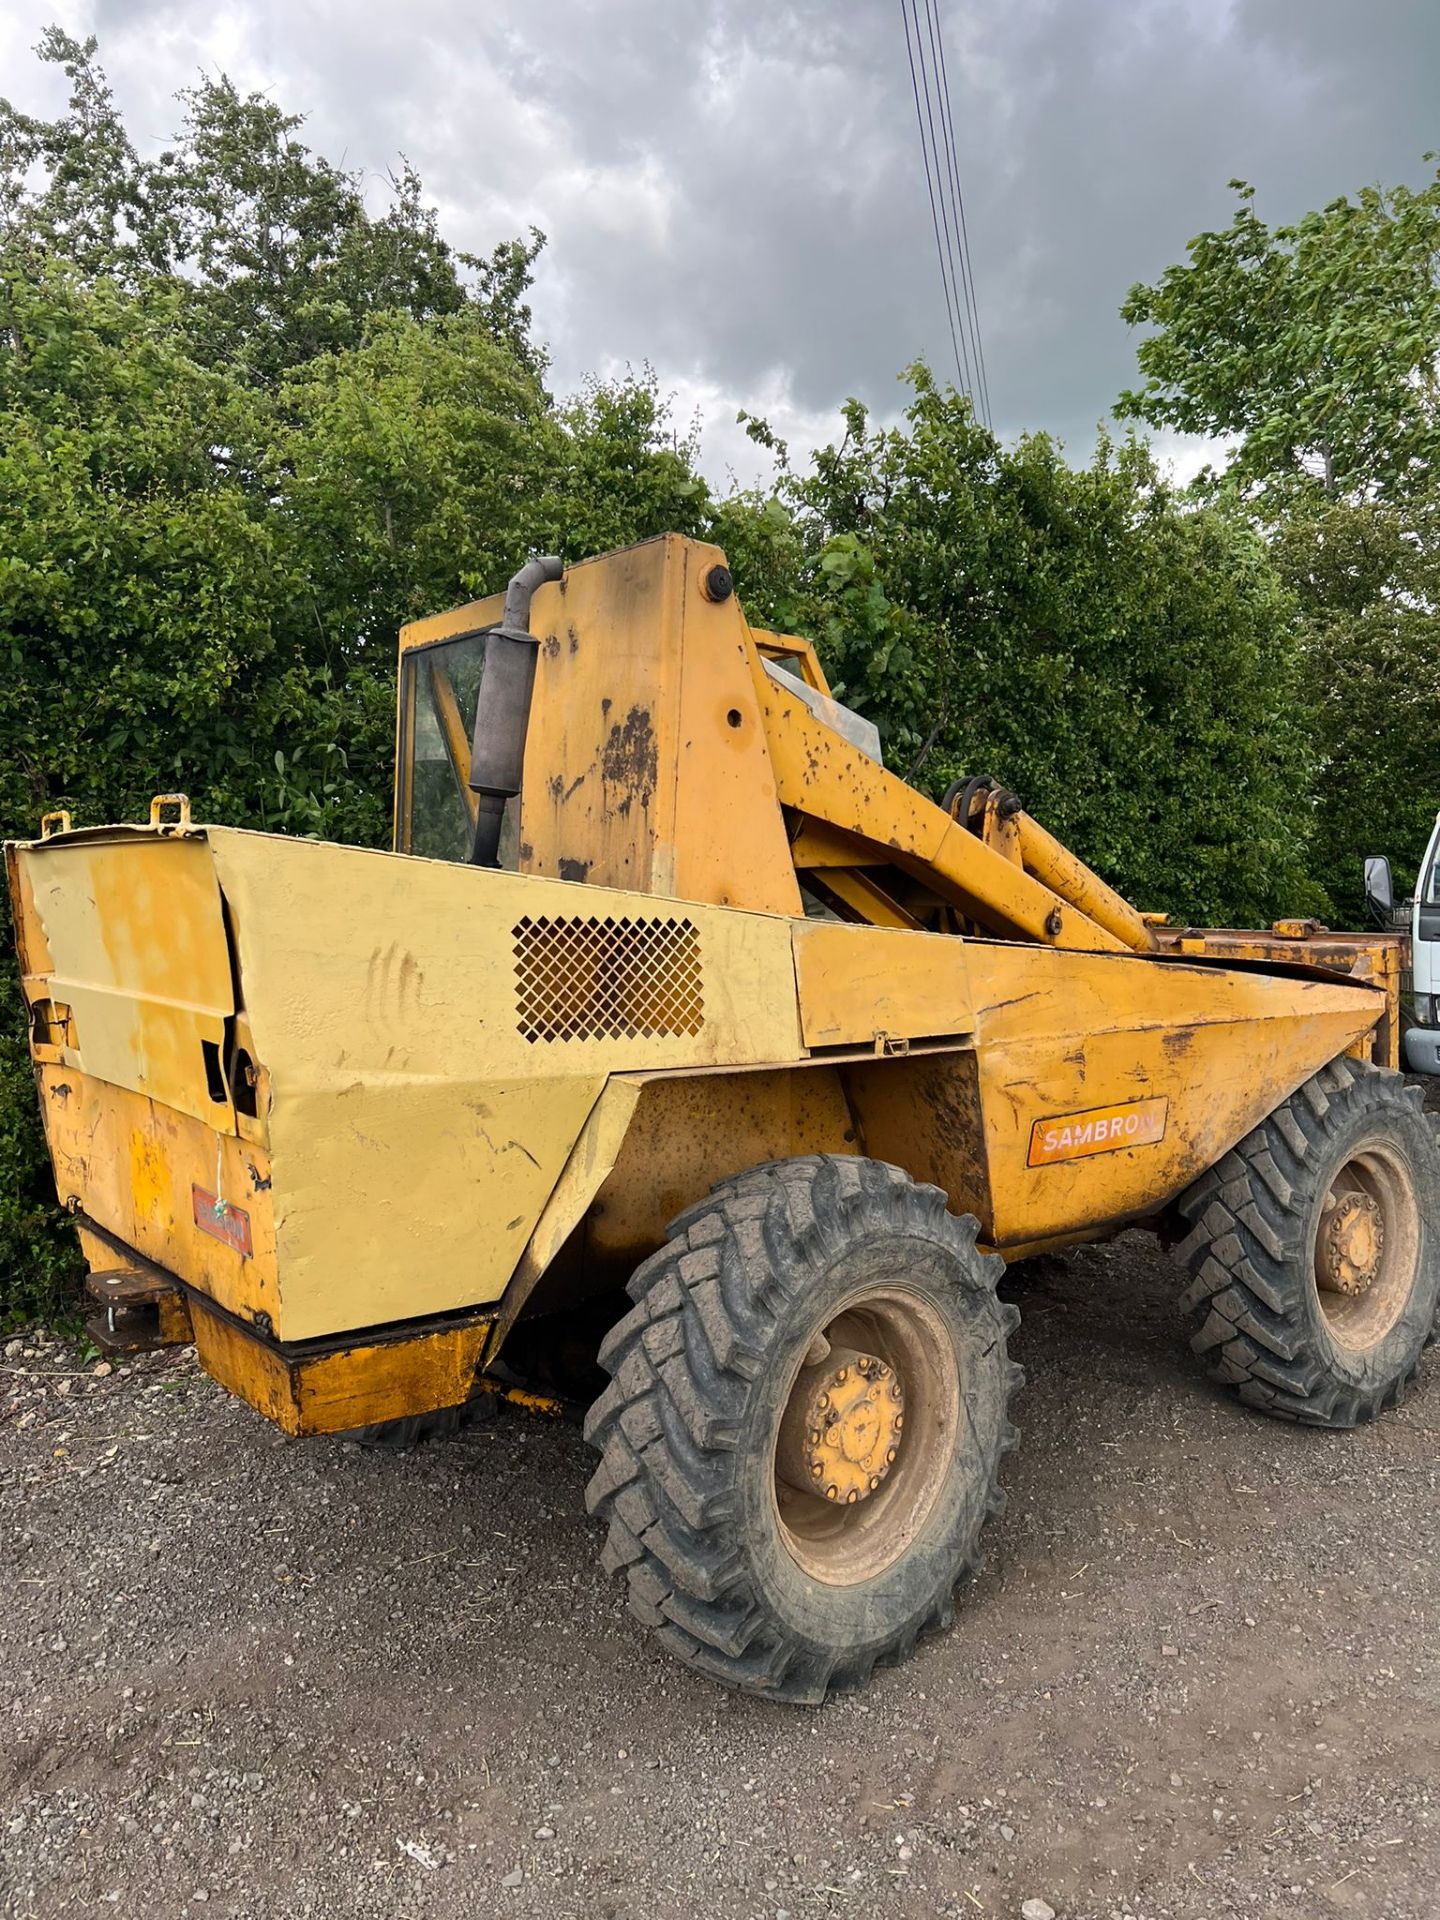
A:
513,914,705,1043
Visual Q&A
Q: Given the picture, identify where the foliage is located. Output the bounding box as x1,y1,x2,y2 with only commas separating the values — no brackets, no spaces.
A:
735,373,1320,925
1120,164,1440,917
1119,167,1440,504
1270,496,1440,916
0,36,714,1324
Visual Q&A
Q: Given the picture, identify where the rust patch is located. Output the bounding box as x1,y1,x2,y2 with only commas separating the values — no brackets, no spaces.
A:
543,633,561,659
1163,1028,1196,1060
601,705,657,810
558,858,591,883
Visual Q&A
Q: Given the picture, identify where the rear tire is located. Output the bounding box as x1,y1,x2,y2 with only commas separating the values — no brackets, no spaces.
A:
1171,1057,1440,1425
584,1154,1021,1702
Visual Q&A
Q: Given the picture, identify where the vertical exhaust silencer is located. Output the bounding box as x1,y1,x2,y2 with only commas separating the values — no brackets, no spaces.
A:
468,554,563,867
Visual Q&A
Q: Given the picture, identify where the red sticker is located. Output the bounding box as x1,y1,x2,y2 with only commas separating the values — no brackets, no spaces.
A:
192,1185,253,1258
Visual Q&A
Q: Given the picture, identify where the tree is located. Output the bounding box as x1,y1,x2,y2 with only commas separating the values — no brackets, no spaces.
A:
0,38,722,1324
1119,167,1440,505
1120,165,1440,918
1270,495,1440,911
0,28,160,278
728,371,1320,927
0,31,503,385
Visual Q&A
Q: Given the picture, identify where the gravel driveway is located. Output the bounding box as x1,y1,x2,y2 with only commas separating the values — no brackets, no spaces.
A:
4,1231,1438,1920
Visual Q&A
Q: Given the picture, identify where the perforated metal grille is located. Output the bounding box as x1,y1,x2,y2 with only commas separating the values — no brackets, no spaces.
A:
513,914,705,1043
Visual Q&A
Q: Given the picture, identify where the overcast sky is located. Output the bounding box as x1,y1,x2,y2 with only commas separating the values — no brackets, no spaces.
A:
3,0,1436,486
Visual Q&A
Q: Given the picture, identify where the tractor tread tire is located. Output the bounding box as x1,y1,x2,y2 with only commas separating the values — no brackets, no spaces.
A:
1171,1057,1439,1426
585,1153,1021,1703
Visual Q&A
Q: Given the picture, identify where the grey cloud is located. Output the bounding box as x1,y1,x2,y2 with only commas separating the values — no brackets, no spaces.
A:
14,0,1440,479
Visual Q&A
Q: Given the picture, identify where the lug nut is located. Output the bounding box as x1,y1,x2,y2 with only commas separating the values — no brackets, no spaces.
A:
825,1484,838,1501
846,1489,858,1504
869,1474,880,1491
810,1462,823,1479
886,1447,897,1463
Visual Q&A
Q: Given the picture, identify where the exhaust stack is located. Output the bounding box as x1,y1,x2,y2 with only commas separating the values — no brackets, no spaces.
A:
468,554,563,867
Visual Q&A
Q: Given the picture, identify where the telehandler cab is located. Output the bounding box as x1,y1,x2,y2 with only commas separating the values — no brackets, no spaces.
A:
8,534,1435,1701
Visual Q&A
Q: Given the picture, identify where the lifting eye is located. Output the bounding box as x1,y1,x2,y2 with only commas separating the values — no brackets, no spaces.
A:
232,1048,260,1120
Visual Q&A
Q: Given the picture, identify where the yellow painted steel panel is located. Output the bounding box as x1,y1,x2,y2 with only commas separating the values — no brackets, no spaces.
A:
189,1300,490,1436
37,1066,279,1325
18,835,234,1126
844,942,1384,1252
518,536,802,915
206,826,805,1339
964,942,1387,1246
503,1075,646,1319
791,921,975,1048
586,1064,857,1268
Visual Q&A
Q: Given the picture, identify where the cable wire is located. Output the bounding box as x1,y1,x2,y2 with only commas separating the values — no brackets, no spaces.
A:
928,0,992,426
907,0,975,399
899,0,991,427
900,0,968,397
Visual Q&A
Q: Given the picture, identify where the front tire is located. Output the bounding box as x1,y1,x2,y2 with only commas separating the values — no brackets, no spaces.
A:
584,1155,1021,1703
1171,1057,1440,1425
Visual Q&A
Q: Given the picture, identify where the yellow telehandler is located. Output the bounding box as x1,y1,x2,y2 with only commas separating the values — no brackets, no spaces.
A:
7,534,1432,1701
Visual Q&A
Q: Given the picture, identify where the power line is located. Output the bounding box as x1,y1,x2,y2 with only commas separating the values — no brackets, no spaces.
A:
898,0,991,429
928,0,992,427
899,0,968,398
918,0,980,411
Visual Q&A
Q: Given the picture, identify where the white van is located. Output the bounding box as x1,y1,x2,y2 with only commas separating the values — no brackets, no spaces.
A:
1366,815,1440,1074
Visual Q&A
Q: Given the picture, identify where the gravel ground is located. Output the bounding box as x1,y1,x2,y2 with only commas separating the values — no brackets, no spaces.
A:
4,1230,1439,1920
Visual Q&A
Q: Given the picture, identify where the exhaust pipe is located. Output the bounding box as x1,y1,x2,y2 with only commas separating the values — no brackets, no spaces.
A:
468,554,563,867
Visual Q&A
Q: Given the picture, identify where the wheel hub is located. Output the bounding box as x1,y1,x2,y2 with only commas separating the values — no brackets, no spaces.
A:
1318,1189,1385,1296
774,1345,905,1505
